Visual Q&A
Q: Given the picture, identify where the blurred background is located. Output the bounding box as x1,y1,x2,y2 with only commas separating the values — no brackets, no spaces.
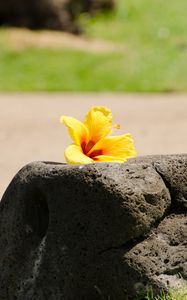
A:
0,0,187,91
0,0,187,197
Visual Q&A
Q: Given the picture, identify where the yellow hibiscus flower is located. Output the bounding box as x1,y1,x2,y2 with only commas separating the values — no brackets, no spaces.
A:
60,106,137,164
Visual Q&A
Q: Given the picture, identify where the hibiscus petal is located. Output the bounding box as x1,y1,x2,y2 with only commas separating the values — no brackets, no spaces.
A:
64,144,94,164
60,116,88,146
93,155,127,163
83,106,113,144
88,134,137,160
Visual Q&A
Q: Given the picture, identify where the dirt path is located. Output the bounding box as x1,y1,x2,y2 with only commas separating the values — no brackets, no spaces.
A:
4,28,118,53
0,93,186,198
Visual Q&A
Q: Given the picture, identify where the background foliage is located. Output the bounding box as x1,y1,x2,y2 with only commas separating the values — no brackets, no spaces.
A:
0,0,187,91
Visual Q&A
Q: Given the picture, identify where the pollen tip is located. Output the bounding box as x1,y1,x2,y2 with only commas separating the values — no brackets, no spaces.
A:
114,123,120,129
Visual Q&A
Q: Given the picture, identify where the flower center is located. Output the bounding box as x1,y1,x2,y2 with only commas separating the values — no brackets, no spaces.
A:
81,140,103,159
89,149,103,158
81,140,94,154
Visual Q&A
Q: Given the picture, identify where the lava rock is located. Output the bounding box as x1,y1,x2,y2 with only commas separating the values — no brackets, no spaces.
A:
153,156,187,210
0,155,186,299
129,154,187,210
123,214,187,298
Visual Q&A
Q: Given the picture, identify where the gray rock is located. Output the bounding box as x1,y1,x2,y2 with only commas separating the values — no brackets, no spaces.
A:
130,154,187,210
153,156,187,210
123,214,187,297
0,155,186,299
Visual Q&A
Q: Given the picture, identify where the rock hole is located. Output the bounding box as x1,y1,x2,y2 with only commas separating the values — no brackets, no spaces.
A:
25,188,49,239
144,193,157,206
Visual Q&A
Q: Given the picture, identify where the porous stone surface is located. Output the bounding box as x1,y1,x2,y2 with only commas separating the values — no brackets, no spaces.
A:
0,155,186,299
123,214,187,297
0,0,114,33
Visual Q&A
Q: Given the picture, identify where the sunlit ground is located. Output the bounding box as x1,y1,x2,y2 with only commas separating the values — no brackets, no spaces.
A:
0,93,186,198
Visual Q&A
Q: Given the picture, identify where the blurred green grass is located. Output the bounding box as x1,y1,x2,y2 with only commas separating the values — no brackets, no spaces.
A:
143,285,187,300
0,0,187,92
